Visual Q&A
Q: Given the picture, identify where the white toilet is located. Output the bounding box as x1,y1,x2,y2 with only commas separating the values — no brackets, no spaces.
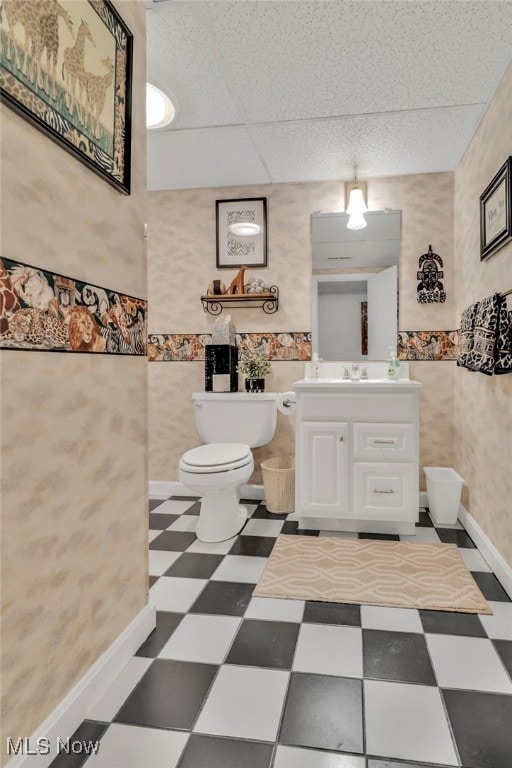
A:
179,392,279,542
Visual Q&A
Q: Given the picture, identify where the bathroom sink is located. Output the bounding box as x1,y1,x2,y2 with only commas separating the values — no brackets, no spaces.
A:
299,361,420,388
295,377,421,389
304,377,400,383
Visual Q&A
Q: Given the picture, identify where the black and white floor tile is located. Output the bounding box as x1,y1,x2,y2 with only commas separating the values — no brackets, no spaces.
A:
52,498,512,768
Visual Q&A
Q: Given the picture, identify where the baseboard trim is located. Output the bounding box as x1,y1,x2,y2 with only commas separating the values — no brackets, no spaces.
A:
5,603,156,768
149,480,182,498
242,483,264,500
457,503,512,600
149,480,264,501
421,489,512,599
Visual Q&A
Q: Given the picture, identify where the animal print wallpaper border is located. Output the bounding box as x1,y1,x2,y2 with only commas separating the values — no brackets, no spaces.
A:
0,258,147,354
148,330,459,362
148,332,312,362
399,330,459,360
0,0,133,193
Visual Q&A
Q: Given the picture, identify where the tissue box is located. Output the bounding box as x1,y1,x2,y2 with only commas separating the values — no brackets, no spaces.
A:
205,345,238,392
210,314,236,346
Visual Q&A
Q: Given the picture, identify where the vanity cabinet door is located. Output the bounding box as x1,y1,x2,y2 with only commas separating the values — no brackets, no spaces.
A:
297,422,349,517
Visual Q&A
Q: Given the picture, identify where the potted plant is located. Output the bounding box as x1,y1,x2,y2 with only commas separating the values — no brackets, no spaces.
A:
237,352,271,393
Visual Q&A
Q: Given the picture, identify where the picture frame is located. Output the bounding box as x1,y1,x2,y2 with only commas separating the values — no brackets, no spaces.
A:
0,0,132,194
216,198,267,269
480,157,512,261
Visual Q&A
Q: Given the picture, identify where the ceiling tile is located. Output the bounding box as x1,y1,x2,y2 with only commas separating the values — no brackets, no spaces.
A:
147,127,270,190
145,1,511,188
200,0,512,122
146,3,243,129
250,104,484,183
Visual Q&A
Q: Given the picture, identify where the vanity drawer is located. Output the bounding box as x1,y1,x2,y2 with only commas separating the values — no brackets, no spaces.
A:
353,423,416,461
301,393,416,422
353,462,416,520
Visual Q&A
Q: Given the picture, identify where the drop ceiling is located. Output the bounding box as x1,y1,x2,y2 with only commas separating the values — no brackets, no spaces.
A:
146,0,512,191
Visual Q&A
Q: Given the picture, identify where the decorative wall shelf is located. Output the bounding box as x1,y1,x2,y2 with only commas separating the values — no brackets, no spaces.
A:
200,286,279,315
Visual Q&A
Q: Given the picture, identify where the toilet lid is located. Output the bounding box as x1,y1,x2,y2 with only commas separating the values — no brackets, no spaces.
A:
182,443,251,468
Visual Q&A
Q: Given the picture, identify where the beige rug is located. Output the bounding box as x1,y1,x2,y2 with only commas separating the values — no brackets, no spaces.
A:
254,535,492,614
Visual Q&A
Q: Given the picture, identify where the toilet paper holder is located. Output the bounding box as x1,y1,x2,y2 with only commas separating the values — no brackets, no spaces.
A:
277,391,296,415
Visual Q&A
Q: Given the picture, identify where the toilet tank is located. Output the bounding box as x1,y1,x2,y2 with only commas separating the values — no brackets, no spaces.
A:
192,392,278,447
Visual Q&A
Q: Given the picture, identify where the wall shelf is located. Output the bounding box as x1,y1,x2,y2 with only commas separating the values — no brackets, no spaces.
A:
200,286,279,315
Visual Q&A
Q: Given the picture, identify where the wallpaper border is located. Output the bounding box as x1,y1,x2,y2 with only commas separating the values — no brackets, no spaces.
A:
148,330,459,362
0,258,147,355
398,330,459,360
148,332,312,361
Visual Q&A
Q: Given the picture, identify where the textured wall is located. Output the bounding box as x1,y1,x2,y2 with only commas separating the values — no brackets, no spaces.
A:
0,2,147,759
148,173,456,484
454,62,512,567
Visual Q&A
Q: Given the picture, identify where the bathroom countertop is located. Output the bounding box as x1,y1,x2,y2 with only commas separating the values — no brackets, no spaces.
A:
293,378,422,390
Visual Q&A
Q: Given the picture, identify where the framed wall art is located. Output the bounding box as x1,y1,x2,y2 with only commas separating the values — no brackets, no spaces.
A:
480,157,512,261
0,0,132,194
216,197,267,268
361,301,368,355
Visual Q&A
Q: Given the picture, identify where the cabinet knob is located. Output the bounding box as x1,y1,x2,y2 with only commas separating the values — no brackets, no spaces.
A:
339,435,345,442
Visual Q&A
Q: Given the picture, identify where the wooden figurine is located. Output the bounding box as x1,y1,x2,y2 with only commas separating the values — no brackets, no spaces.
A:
229,266,247,295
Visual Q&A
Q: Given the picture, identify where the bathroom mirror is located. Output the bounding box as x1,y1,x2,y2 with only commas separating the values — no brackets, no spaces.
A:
311,210,401,361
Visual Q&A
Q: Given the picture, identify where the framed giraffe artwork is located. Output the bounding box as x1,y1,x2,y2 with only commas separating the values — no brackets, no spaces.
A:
0,0,132,194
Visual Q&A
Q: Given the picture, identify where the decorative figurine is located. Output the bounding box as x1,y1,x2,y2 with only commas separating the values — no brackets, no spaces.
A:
246,276,270,294
208,279,226,295
417,245,446,303
229,266,247,295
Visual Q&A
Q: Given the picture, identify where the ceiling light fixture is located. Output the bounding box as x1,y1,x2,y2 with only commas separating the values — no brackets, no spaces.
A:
146,83,175,129
229,222,261,236
345,176,368,231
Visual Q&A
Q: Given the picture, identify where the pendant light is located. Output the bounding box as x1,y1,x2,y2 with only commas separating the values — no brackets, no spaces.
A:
346,176,368,230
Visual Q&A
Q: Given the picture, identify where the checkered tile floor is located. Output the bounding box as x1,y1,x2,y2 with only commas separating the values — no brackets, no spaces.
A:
52,497,512,768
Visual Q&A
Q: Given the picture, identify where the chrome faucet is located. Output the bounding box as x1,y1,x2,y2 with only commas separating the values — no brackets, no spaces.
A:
351,362,360,381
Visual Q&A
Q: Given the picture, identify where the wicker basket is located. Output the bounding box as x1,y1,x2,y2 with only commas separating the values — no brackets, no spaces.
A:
261,457,295,514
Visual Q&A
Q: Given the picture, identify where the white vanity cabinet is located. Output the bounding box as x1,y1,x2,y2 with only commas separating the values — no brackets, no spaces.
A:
294,379,422,534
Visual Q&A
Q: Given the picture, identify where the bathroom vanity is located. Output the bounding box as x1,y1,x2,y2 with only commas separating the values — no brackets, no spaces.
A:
294,368,421,534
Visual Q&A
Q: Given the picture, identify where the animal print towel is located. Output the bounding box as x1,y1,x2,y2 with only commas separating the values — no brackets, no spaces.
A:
457,302,479,369
495,296,512,375
465,294,501,375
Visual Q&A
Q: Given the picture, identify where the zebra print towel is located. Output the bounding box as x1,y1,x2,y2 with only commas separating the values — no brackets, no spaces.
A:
495,296,512,375
457,301,479,369
465,294,501,375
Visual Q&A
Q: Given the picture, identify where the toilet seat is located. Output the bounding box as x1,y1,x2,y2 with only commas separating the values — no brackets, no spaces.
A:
180,443,252,474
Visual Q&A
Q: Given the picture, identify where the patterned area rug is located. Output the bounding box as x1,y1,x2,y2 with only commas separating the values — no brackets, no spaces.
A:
254,535,492,614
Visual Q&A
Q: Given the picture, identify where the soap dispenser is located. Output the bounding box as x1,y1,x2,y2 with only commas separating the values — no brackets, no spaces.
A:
311,353,320,379
387,346,401,381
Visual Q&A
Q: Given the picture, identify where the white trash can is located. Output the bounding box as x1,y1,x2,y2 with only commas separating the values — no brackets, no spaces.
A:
424,467,464,525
